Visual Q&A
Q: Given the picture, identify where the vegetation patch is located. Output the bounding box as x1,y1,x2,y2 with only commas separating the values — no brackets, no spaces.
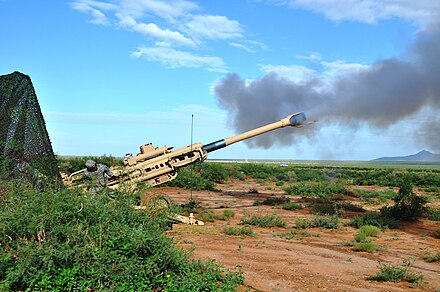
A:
0,182,243,291
423,252,440,263
281,202,304,211
295,216,340,229
353,242,380,253
358,225,381,237
425,207,440,221
261,196,290,206
241,214,286,228
223,226,255,237
368,259,424,287
349,212,400,229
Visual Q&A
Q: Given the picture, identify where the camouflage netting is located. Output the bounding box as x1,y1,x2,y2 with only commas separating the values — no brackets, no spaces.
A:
0,71,62,190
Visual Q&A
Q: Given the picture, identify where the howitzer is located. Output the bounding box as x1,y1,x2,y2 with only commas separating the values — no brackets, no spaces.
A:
66,112,309,189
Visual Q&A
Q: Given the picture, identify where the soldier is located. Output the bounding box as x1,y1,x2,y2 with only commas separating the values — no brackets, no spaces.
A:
84,159,114,193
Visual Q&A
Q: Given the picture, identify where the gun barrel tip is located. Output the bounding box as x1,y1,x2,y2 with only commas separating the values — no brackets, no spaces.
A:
289,112,307,126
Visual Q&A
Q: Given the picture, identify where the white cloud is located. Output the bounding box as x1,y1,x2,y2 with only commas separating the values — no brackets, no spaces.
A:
285,0,440,27
131,46,227,72
260,58,369,90
70,0,251,70
260,64,319,83
117,14,197,47
185,15,243,40
70,1,112,25
118,0,199,20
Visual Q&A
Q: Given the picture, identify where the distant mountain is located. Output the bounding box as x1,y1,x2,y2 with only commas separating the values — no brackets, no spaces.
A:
373,150,440,161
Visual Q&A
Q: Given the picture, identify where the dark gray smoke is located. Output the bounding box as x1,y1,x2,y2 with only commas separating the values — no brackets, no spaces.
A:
214,25,440,152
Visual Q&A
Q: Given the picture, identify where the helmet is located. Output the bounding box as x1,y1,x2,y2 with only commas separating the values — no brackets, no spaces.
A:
85,159,97,171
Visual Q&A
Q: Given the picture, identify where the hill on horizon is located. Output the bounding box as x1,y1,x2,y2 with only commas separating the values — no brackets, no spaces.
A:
373,150,440,162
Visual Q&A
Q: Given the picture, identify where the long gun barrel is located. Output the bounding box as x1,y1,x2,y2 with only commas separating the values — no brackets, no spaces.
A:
202,112,306,153
65,112,310,189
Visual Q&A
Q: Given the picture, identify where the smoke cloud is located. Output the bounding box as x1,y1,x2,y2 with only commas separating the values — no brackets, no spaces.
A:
214,25,440,153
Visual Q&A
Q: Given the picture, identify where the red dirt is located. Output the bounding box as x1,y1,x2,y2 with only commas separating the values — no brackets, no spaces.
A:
157,180,440,291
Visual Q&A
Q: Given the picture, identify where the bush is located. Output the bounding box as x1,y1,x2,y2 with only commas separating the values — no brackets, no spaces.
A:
216,210,235,221
282,202,304,211
358,225,381,237
0,182,243,291
167,167,215,190
368,259,424,286
349,212,400,229
353,242,380,253
295,216,339,229
284,181,347,198
241,214,286,228
202,163,229,183
425,207,440,221
223,226,255,237
310,201,345,217
423,252,440,263
261,196,290,206
380,181,427,221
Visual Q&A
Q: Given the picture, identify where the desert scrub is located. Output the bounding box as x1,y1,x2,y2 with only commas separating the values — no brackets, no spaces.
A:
295,216,340,229
241,214,286,228
349,211,400,229
368,259,424,287
425,207,440,221
216,210,236,221
282,202,304,211
284,181,348,198
423,252,440,263
380,180,427,221
353,242,380,253
358,225,381,237
0,183,244,291
223,226,255,237
261,196,290,206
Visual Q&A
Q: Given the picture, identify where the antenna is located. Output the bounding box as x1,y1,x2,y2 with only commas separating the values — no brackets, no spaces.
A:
190,114,194,201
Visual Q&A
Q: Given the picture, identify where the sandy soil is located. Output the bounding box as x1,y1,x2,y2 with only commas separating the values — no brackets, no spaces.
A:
156,180,440,292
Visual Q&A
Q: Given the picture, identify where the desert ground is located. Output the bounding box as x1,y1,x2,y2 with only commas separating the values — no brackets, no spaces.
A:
157,179,440,292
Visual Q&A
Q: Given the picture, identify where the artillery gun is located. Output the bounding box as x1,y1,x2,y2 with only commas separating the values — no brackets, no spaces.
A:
66,112,309,190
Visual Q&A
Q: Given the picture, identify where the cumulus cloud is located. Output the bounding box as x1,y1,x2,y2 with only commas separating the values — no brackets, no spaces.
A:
185,15,243,40
282,0,440,27
71,0,247,70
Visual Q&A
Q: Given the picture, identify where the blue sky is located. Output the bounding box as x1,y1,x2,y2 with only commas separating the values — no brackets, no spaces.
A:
1,0,439,160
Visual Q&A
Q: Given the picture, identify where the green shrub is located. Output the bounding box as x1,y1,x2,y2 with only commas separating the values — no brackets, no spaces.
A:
433,230,440,239
310,201,345,217
284,181,347,198
295,216,339,229
380,180,427,221
274,231,297,240
241,214,286,228
0,183,243,291
216,210,235,221
354,232,369,243
261,196,290,206
425,207,440,221
281,202,304,211
223,226,255,237
368,259,424,286
423,252,440,263
167,167,215,190
349,212,400,229
358,225,381,237
353,242,379,253
202,163,229,183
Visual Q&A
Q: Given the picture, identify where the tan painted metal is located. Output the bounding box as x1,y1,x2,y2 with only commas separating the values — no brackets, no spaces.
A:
66,112,309,190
